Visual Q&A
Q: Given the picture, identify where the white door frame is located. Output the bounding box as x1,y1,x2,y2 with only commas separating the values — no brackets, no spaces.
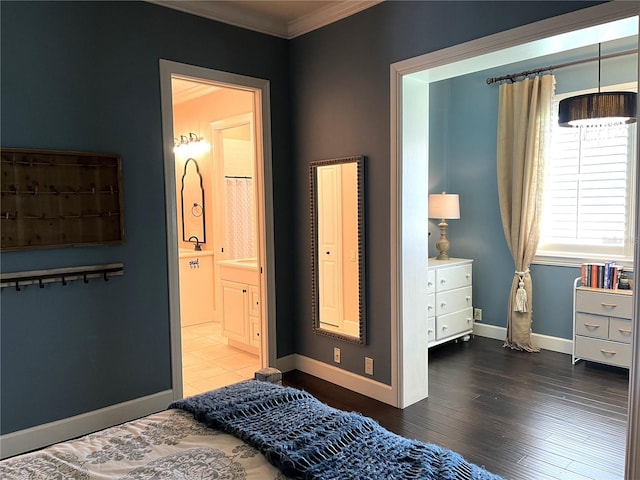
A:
391,3,639,475
159,60,276,399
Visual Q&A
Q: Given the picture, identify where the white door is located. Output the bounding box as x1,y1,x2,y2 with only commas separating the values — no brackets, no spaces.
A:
317,164,344,328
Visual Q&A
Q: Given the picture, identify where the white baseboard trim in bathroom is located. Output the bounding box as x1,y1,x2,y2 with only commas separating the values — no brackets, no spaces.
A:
473,322,573,355
0,390,174,459
291,354,395,406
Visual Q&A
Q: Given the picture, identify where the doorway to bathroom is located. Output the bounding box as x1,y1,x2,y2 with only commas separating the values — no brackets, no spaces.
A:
159,60,276,400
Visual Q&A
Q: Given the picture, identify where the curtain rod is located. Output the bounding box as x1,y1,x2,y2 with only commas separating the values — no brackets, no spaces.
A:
486,48,637,85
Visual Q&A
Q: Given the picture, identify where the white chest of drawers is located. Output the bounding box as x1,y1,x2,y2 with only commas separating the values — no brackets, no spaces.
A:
573,279,633,368
427,258,473,348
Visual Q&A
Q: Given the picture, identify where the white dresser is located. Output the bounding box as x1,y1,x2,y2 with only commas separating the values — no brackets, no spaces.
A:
427,258,473,348
573,279,633,368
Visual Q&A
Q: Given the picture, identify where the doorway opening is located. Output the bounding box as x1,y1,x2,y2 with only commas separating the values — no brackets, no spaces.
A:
390,2,638,474
159,60,276,400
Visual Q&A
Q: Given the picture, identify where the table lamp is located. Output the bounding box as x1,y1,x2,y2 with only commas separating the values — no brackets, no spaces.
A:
428,192,460,260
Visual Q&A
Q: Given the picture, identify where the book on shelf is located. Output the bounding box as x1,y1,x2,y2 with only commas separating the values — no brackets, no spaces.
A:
580,261,624,290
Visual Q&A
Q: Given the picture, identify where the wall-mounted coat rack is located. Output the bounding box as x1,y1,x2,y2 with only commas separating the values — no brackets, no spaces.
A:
0,263,124,291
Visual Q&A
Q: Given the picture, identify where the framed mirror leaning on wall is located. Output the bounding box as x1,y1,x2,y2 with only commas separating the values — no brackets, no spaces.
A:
310,155,366,344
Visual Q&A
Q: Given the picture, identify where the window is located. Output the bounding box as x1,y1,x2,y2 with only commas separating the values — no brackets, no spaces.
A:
536,84,637,265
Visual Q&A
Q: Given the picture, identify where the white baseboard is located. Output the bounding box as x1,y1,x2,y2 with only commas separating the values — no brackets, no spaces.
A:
0,390,174,459
3,329,571,460
275,354,296,373
473,322,573,355
277,328,571,409
278,354,395,406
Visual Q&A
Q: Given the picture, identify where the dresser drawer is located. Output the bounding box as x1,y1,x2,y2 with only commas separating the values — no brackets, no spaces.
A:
610,317,633,344
436,286,472,316
574,312,608,340
436,308,473,341
427,269,436,295
427,316,436,344
575,290,632,319
435,263,472,292
575,335,631,368
426,293,435,318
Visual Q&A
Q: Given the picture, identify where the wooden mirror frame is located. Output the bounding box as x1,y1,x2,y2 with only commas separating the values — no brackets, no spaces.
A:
310,155,366,344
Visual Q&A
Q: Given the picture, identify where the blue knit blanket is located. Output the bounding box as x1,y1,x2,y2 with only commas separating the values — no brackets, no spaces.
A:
170,380,504,480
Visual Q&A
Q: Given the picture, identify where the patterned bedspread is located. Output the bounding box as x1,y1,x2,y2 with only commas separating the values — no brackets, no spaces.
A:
0,409,289,480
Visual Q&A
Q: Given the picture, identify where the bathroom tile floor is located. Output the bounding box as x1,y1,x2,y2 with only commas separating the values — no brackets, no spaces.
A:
181,321,260,397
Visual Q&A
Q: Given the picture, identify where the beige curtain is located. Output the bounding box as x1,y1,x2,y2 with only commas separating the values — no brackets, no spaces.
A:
497,75,554,352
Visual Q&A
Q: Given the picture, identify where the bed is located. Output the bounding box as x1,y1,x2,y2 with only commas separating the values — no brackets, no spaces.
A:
0,379,504,480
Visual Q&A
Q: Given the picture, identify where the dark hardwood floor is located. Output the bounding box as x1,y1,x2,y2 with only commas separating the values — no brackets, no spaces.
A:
282,336,629,480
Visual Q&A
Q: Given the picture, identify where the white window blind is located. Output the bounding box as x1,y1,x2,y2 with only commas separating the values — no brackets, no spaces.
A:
537,87,636,264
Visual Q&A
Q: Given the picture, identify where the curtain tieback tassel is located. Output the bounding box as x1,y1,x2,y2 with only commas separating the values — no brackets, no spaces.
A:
514,269,529,313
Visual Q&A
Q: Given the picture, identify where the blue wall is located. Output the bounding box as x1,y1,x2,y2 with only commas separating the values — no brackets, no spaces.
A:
0,1,291,434
290,1,605,384
431,51,637,339
1,0,608,435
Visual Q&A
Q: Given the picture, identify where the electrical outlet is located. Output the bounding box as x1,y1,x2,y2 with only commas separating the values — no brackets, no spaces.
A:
473,308,483,321
334,347,341,363
365,357,374,375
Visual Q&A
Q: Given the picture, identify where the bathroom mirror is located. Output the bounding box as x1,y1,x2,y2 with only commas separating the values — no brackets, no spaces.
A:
310,155,365,344
181,158,206,248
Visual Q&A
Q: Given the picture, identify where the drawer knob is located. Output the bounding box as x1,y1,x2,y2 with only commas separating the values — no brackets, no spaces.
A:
619,328,632,335
442,325,448,331
427,305,433,311
466,317,472,323
601,302,617,308
466,296,471,302
466,274,471,279
440,279,447,284
583,323,600,329
600,349,617,356
440,302,447,308
428,328,433,334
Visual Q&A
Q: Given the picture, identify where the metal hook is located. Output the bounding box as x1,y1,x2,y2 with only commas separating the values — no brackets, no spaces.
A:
83,274,89,284
15,281,20,292
61,276,67,286
103,271,109,282
39,278,44,288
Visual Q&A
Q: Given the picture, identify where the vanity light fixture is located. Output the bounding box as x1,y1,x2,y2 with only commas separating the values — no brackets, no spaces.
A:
559,44,637,127
428,192,460,260
174,132,210,155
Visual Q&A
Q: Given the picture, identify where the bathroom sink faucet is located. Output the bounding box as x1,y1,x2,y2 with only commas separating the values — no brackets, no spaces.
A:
187,236,202,251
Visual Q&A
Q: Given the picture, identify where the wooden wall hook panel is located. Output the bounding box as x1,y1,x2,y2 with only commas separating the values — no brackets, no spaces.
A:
0,263,124,290
0,148,124,251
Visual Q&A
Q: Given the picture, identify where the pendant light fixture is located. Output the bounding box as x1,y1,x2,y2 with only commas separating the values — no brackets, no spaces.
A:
558,43,637,127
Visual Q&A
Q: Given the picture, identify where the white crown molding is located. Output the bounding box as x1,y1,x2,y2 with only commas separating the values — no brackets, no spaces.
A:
288,1,383,39
150,1,288,38
148,1,382,39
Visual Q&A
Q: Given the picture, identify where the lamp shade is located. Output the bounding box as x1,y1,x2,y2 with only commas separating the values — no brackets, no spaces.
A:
428,193,460,219
558,91,637,127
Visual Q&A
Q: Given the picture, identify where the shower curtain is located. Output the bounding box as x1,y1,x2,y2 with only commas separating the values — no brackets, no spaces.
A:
224,177,255,260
